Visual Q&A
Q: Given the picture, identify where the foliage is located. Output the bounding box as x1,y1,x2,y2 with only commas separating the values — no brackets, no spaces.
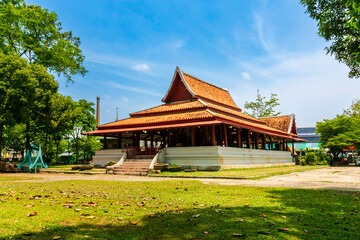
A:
244,89,281,118
70,99,98,162
0,0,87,82
316,114,360,160
1,179,360,239
0,53,58,154
301,0,360,78
344,98,360,117
300,149,330,165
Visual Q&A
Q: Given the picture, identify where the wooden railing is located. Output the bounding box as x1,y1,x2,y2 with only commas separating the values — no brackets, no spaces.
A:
126,146,161,159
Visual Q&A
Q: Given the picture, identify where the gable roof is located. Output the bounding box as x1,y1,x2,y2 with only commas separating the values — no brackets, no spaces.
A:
162,67,239,109
259,114,298,135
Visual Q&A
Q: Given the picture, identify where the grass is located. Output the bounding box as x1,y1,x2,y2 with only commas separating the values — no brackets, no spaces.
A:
0,176,359,239
47,165,106,173
150,165,326,179
0,174,41,181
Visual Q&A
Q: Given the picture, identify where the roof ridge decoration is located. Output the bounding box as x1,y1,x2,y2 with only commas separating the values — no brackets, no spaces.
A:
162,66,240,110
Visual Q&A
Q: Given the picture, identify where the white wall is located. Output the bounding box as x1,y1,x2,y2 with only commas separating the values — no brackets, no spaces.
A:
160,146,294,170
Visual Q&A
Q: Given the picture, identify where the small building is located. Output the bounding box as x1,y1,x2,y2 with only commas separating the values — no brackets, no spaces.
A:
84,67,305,170
295,127,321,149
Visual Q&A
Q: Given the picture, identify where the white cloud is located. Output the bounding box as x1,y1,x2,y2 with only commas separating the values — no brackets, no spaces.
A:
133,63,150,72
122,97,129,102
107,81,162,97
164,39,185,52
241,72,251,80
232,51,360,127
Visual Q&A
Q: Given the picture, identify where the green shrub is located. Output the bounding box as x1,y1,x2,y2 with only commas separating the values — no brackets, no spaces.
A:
301,149,329,165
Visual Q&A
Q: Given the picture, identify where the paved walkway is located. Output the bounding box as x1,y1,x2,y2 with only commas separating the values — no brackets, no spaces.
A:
201,167,360,191
3,167,360,191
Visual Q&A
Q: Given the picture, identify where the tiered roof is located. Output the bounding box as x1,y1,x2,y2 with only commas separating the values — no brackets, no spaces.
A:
85,67,303,141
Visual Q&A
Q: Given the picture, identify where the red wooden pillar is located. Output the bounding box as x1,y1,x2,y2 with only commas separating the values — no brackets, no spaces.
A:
254,133,259,149
223,124,228,147
278,138,281,151
262,134,266,149
103,135,107,149
292,141,295,155
117,133,122,149
168,130,171,147
219,125,223,145
270,136,273,150
138,132,141,147
211,125,216,146
237,128,241,148
191,127,195,146
247,130,251,148
150,131,154,147
205,126,209,146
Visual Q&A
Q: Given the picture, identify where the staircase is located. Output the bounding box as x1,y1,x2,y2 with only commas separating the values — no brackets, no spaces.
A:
92,149,124,167
113,155,153,175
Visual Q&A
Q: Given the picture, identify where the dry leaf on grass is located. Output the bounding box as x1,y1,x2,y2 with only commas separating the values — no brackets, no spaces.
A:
27,212,38,217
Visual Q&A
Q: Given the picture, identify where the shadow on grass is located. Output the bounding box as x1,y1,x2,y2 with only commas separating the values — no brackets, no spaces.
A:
7,188,360,240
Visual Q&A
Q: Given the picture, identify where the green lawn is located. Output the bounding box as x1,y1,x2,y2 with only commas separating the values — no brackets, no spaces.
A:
47,165,106,173
150,165,326,179
0,177,359,239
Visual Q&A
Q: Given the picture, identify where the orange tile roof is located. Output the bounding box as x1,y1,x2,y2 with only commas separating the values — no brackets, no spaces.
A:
130,100,204,116
259,116,292,133
201,100,263,124
211,111,289,135
181,72,239,109
100,110,214,128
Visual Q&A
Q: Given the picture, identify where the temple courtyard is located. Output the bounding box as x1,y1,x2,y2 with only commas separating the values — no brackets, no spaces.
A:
1,166,360,191
1,168,360,239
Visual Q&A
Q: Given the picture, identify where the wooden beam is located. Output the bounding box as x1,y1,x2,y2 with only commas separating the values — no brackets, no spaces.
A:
150,131,154,147
223,124,228,147
103,135,107,149
205,126,209,146
254,132,259,149
117,133,122,149
219,124,223,146
168,130,171,147
191,127,195,146
211,125,216,146
237,128,241,148
262,134,266,149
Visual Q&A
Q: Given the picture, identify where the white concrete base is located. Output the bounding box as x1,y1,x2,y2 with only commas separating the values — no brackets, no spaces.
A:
92,149,125,167
158,146,294,170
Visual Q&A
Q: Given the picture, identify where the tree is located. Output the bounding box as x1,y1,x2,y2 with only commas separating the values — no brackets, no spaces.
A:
344,98,360,117
301,0,360,78
0,0,87,82
316,115,360,161
0,53,58,155
244,89,281,118
70,99,97,162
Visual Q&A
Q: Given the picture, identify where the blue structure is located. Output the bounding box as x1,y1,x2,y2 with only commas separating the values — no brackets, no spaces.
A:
18,146,48,173
293,127,321,150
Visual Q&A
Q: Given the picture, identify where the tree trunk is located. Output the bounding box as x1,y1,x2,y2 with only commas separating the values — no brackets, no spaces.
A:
25,123,31,151
55,139,60,163
75,138,79,162
0,124,3,159
44,132,48,162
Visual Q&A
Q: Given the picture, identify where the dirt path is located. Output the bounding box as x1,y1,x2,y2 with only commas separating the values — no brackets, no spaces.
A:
2,167,360,191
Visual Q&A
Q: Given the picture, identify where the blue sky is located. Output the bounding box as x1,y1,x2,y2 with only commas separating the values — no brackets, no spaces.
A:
30,0,360,127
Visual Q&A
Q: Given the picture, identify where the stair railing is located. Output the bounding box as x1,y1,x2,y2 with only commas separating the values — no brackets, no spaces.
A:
106,153,127,174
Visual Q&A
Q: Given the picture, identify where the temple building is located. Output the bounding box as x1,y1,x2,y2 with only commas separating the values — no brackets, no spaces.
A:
84,67,305,171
